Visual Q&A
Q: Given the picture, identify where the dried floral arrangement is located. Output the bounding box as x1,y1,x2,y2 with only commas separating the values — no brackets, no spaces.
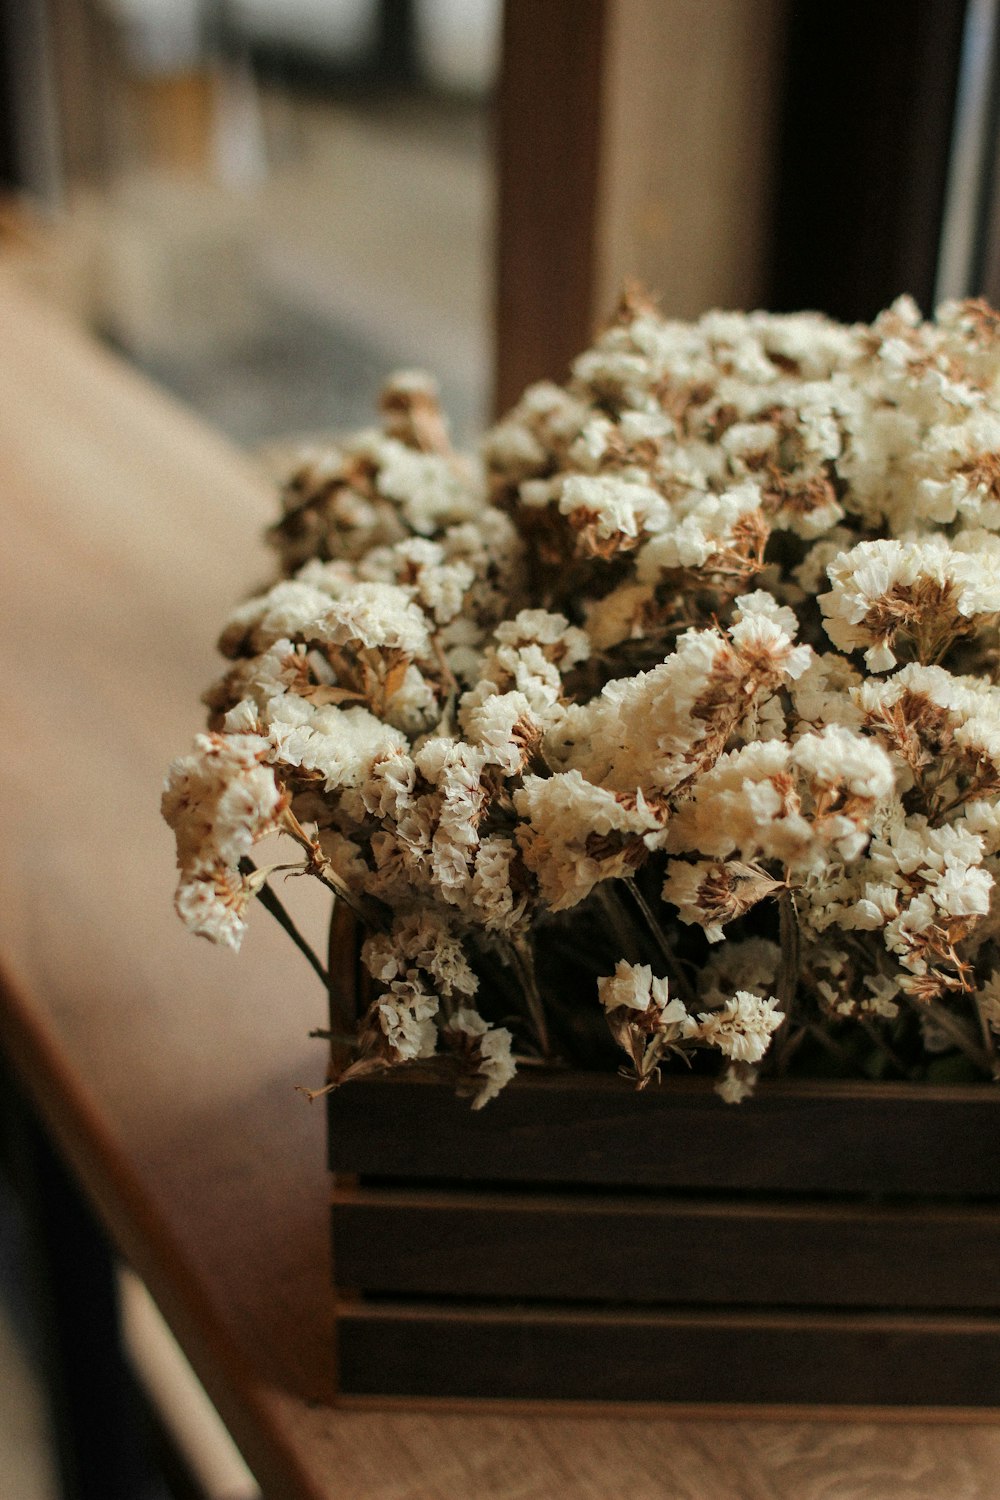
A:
163,291,1000,1107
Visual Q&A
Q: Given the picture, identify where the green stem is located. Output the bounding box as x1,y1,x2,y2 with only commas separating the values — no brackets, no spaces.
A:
857,1017,911,1079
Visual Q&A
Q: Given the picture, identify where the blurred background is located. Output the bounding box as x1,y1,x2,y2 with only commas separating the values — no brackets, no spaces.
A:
1,0,999,450
0,0,502,447
2,1,1000,1496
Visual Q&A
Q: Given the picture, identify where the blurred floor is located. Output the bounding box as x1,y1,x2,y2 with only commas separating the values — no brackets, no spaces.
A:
125,90,492,447
45,85,494,450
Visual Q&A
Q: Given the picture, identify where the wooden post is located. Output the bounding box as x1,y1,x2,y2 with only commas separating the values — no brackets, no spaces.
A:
493,0,788,415
493,0,607,414
593,0,788,320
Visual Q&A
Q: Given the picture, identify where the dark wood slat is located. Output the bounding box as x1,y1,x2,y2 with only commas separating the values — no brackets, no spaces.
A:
327,1074,1000,1196
336,1303,1000,1406
331,1185,1000,1309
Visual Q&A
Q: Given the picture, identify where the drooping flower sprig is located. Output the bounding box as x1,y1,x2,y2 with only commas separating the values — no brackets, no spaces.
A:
164,296,1000,1104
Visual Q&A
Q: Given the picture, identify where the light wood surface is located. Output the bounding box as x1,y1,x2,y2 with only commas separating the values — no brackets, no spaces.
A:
4,274,1000,1496
595,0,787,318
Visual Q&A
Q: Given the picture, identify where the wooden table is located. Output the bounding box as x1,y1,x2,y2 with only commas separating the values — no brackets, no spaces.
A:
3,274,1000,1498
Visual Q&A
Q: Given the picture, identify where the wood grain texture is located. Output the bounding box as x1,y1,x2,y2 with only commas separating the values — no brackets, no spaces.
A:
330,1074,1000,1403
332,1185,1000,1308
4,273,1000,1494
337,1303,1000,1407
493,0,788,415
328,1073,1000,1196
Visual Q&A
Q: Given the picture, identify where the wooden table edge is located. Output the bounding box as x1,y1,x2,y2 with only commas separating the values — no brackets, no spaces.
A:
333,1392,1000,1426
0,953,329,1500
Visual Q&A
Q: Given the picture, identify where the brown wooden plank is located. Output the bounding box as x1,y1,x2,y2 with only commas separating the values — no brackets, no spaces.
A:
327,1073,1000,1197
493,0,607,413
336,1303,1000,1406
493,0,791,415
331,1185,1000,1310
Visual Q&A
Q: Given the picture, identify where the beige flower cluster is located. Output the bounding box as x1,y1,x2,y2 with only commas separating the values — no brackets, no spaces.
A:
164,295,1000,1102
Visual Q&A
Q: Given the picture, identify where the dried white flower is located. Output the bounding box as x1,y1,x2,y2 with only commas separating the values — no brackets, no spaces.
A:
977,972,1000,1035
361,910,478,999
163,733,287,950
715,1062,758,1105
820,537,1000,670
443,1009,517,1108
376,980,439,1062
691,992,784,1063
598,960,673,1014
791,724,895,802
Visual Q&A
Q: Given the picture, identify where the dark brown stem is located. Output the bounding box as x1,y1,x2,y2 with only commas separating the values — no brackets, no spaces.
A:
508,933,552,1059
595,882,640,958
777,887,800,1016
280,807,385,930
623,877,698,1009
238,857,328,988
770,885,800,1071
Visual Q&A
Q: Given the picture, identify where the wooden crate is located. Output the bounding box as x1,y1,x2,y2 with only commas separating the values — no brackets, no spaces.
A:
327,1070,1000,1408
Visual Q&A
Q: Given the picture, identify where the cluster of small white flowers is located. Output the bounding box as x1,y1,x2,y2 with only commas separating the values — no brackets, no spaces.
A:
162,732,286,949
165,295,1000,1102
360,909,478,1000
662,726,894,893
694,992,785,1063
442,1008,517,1108
819,534,1000,670
597,959,700,1084
596,961,783,1087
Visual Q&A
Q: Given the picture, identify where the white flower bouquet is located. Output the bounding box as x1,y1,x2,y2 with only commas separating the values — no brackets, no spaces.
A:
164,290,1000,1109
